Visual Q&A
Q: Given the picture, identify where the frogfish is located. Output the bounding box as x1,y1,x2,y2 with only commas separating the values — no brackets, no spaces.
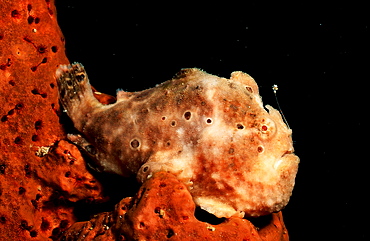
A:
56,63,299,218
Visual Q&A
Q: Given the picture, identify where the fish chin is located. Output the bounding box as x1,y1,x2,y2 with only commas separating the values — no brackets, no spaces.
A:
275,152,299,173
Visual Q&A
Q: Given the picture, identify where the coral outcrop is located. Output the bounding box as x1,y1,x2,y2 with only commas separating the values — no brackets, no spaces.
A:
62,172,289,241
0,0,291,240
0,0,104,239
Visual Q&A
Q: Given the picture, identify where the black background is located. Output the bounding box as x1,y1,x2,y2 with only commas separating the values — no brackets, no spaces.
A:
55,1,369,240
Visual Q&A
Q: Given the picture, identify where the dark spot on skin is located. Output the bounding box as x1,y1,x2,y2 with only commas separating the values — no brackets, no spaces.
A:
171,120,176,127
257,146,264,153
206,118,212,124
139,222,145,228
184,111,191,120
143,166,149,173
245,86,253,93
261,125,268,131
50,83,55,88
0,216,6,223
130,139,140,148
1,116,7,122
237,123,244,129
161,116,166,121
34,17,40,24
9,80,15,86
27,4,32,11
85,145,97,155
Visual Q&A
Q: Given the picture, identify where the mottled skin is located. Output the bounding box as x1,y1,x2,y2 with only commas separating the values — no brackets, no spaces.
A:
56,63,299,218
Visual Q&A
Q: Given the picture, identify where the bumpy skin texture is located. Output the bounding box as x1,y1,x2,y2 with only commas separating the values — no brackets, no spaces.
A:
56,63,299,218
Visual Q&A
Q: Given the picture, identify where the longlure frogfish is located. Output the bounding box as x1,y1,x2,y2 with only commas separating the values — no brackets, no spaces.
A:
56,63,299,218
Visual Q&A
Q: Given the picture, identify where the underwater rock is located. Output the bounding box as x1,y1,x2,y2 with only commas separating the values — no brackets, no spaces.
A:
0,0,104,240
62,172,289,241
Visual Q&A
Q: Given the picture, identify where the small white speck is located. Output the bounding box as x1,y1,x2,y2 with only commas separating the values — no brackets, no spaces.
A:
35,146,50,157
272,84,278,93
207,226,216,231
32,28,37,33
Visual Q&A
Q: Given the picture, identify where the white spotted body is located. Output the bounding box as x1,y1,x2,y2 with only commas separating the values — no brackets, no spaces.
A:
56,63,299,218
